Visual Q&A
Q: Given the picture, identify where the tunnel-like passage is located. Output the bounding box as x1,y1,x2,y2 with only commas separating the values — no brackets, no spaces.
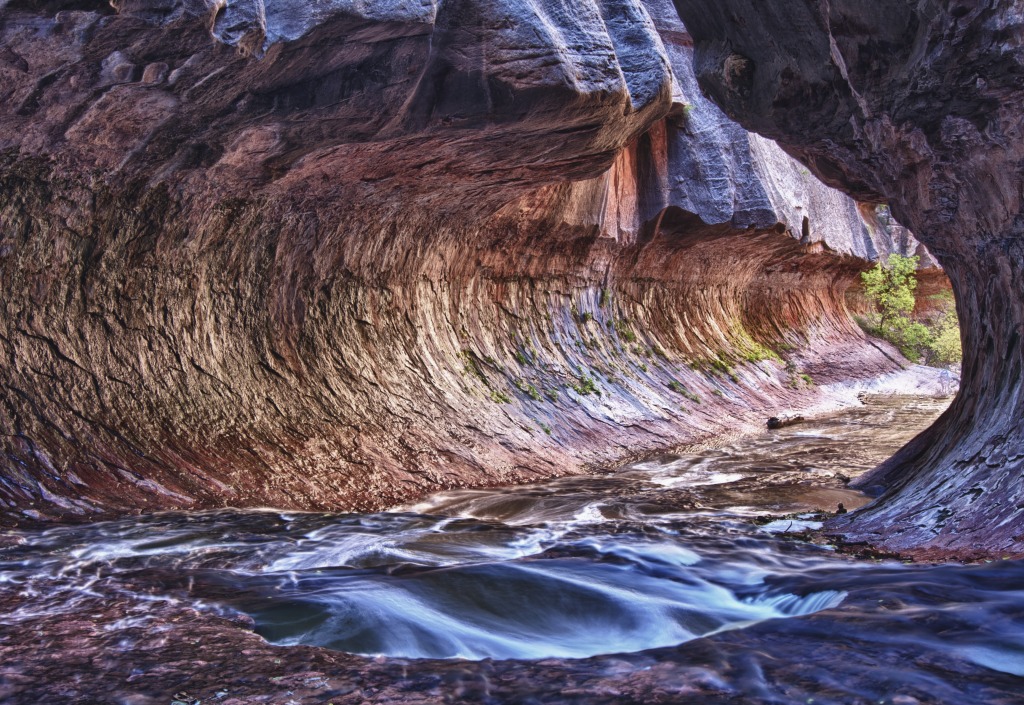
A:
674,0,1024,559
0,0,1017,562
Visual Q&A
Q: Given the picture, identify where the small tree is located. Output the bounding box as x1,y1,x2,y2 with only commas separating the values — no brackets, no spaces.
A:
861,254,919,329
859,254,930,362
857,255,962,365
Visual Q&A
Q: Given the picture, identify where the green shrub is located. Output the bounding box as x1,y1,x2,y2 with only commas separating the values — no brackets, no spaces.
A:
490,390,512,404
712,354,740,383
862,254,919,323
571,375,599,396
514,379,543,401
460,350,487,382
743,341,780,363
616,319,637,343
858,255,961,365
668,380,700,403
890,318,933,363
731,323,781,364
689,353,738,382
929,305,962,364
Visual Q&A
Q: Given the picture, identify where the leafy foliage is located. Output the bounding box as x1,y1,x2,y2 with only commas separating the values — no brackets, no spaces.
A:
857,255,961,365
928,294,963,364
862,254,919,329
667,380,700,402
615,319,637,343
515,379,542,401
570,375,599,396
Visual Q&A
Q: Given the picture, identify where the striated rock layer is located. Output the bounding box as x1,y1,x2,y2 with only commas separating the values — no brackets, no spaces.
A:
675,0,1024,559
0,0,918,525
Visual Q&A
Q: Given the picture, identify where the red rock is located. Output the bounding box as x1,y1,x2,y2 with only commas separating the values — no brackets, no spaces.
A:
0,0,977,567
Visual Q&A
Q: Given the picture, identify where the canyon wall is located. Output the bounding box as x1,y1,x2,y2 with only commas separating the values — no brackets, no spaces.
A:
1,0,915,526
675,0,1024,559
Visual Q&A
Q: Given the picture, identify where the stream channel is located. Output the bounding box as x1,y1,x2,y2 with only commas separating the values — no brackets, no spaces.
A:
2,395,1024,703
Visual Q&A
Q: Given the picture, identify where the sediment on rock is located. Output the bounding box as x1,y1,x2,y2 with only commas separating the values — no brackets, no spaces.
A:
676,0,1024,559
0,0,916,523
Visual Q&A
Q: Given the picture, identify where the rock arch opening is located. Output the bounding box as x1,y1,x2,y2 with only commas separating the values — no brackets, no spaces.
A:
675,0,1024,559
0,0,1015,563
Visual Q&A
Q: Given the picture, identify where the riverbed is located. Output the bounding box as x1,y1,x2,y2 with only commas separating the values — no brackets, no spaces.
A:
2,395,1022,704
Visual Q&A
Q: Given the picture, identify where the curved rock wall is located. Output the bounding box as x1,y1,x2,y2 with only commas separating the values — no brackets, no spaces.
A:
0,0,910,523
675,0,1024,559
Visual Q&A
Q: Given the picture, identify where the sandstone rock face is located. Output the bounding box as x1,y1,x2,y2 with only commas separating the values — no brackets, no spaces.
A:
0,0,914,525
675,0,1024,558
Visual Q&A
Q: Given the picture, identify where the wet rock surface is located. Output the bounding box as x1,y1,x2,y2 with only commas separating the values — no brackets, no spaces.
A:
766,414,803,430
4,3,1021,703
5,593,1021,705
0,0,924,524
4,396,1022,705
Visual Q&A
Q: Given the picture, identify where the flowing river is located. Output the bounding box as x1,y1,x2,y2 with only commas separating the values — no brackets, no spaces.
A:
2,395,1023,704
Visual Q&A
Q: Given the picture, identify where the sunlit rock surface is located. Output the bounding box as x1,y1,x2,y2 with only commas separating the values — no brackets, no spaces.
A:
0,0,923,525
675,0,1024,559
